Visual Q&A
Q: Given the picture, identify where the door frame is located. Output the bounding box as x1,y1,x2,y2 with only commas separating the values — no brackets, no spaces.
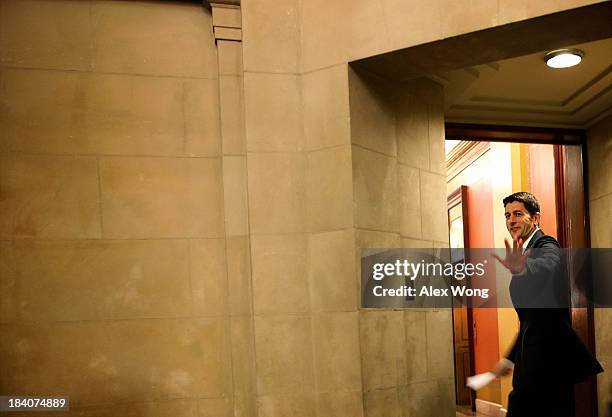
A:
445,122,598,417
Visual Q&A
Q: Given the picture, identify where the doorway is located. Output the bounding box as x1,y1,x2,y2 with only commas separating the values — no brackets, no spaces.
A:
445,124,597,416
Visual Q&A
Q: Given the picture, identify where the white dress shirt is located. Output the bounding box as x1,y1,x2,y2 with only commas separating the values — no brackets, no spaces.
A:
521,226,540,253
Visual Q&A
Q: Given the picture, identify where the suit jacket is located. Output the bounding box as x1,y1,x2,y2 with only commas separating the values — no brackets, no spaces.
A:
505,230,603,391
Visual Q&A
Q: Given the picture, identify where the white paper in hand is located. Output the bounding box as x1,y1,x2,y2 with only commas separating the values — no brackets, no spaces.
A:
466,372,496,391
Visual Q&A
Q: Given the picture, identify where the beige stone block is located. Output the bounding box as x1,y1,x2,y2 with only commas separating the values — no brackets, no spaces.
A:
251,234,309,314
214,27,242,41
426,310,454,379
306,146,354,232
227,236,253,316
404,311,428,382
0,70,4,153
559,0,605,9
218,40,244,76
220,76,247,155
355,229,401,249
51,399,200,417
317,390,364,417
0,0,92,70
398,381,442,417
352,146,399,232
349,68,397,156
400,238,433,249
590,194,612,248
183,78,223,157
223,156,249,236
499,0,559,24
597,353,612,417
308,230,357,312
254,315,315,394
433,239,450,248
244,73,302,152
363,387,401,417
242,0,299,73
0,155,101,239
212,6,242,28
0,318,231,404
420,171,448,242
400,238,434,249
360,311,407,390
440,0,498,37
199,398,232,417
0,69,100,153
438,378,457,414
595,309,612,356
383,0,442,50
231,317,256,399
396,94,429,170
0,325,26,395
401,78,444,106
302,0,389,71
234,393,257,417
0,70,220,156
398,165,422,239
497,1,525,25
99,157,224,238
118,318,232,400
0,241,16,323
85,75,217,157
92,1,217,78
346,0,390,62
247,152,305,235
257,392,316,417
428,103,446,175
300,0,348,72
14,240,191,321
587,116,612,200
355,230,400,301
302,64,351,151
190,239,228,317
313,312,362,391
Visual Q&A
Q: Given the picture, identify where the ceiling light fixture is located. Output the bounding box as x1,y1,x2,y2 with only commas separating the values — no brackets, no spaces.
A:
544,49,584,68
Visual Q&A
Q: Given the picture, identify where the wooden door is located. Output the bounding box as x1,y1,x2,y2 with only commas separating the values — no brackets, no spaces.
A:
453,305,474,406
448,186,475,410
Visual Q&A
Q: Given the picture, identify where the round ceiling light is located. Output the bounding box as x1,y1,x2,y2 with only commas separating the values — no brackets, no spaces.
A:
544,49,584,68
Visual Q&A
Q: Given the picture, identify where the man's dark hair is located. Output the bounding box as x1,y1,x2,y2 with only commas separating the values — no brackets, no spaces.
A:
503,192,540,216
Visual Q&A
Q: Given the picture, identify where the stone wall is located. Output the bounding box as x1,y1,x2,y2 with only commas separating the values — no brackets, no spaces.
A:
242,1,362,415
588,113,612,417
0,1,240,416
349,68,455,417
299,0,606,73
2,0,609,416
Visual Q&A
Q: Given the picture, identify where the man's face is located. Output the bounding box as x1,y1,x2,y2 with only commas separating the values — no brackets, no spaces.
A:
504,201,540,241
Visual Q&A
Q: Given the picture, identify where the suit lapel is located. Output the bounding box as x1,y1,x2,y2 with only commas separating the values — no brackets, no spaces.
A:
526,229,544,249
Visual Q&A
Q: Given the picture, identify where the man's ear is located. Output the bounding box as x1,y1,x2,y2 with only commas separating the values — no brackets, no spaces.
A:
534,212,541,226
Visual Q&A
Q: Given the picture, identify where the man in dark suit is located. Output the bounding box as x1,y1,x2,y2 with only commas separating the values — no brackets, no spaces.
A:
492,192,602,417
